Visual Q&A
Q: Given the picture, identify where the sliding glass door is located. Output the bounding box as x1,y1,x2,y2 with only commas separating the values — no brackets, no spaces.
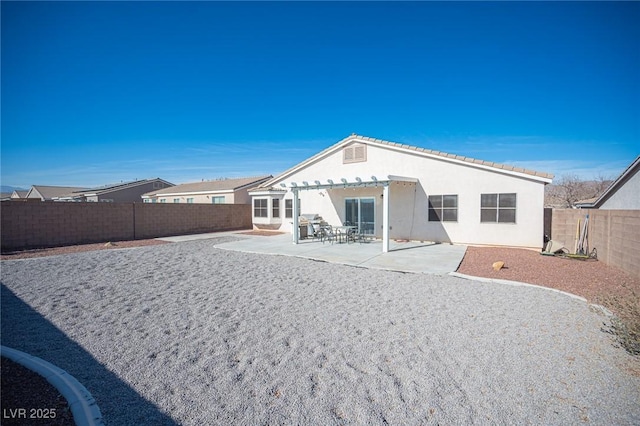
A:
345,198,375,235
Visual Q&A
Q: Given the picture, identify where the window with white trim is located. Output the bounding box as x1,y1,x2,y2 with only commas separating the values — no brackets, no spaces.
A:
186,198,194,204
285,199,293,218
272,198,280,218
254,198,268,218
481,193,516,223
173,198,180,203
428,195,458,222
212,196,225,204
160,199,166,203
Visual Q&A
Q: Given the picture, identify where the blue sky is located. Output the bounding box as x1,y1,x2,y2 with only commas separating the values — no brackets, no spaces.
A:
2,1,638,189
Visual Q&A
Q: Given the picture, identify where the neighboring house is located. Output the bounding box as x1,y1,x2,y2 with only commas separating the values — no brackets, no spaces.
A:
141,175,272,204
54,178,174,202
249,134,553,251
0,193,12,201
11,190,29,199
26,185,88,201
573,197,598,209
575,156,640,210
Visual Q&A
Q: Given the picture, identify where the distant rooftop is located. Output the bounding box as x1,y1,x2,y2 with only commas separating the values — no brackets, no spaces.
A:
76,178,172,194
28,185,88,200
143,175,272,196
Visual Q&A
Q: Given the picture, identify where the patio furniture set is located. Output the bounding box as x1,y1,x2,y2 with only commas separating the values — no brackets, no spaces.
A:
297,214,372,245
309,222,371,244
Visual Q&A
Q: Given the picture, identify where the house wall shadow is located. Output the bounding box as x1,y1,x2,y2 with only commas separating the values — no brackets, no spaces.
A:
0,284,178,425
323,182,452,244
411,182,452,243
326,186,381,232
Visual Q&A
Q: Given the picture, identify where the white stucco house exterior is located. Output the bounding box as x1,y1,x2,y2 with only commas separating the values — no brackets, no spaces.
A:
249,134,554,251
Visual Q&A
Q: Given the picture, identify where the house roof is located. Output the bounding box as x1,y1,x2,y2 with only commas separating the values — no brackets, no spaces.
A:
254,134,554,190
580,155,640,208
11,190,29,198
27,185,88,200
574,196,599,208
75,178,174,196
142,175,272,197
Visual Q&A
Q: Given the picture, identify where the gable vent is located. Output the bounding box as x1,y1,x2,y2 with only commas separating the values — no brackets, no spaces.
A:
343,143,367,164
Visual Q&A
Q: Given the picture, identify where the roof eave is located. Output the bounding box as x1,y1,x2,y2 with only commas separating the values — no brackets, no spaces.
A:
593,155,640,208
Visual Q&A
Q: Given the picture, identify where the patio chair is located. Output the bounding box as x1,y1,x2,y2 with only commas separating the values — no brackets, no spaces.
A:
311,223,323,241
346,227,359,244
355,229,371,244
338,222,358,244
321,225,336,244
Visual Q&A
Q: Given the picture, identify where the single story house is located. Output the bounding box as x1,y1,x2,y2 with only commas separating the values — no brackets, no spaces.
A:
575,156,639,210
53,178,174,202
11,190,29,199
141,175,272,204
26,185,88,201
249,134,553,251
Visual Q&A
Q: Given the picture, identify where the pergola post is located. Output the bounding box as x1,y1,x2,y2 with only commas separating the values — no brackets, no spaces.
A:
382,183,390,253
292,189,299,244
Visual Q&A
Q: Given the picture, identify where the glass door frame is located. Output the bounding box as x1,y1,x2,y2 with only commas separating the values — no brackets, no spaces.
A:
344,197,376,236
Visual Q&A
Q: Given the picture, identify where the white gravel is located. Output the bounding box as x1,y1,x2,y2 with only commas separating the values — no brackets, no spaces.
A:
2,237,639,425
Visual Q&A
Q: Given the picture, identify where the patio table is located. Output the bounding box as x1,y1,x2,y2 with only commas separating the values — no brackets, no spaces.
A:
333,226,358,244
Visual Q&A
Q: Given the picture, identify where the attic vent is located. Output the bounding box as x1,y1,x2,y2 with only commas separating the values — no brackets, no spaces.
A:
343,144,367,164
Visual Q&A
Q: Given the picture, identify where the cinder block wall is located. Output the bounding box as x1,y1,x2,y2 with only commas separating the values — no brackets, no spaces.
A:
1,202,134,250
133,203,251,239
1,202,251,251
551,209,640,278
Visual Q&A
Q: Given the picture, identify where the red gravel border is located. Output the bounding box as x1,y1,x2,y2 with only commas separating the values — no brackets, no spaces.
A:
456,246,639,304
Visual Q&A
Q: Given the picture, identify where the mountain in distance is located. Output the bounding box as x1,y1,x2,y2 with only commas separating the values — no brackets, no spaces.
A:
0,185,28,193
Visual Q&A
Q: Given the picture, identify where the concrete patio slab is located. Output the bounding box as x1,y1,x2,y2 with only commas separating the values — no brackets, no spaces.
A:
157,230,245,243
213,232,467,275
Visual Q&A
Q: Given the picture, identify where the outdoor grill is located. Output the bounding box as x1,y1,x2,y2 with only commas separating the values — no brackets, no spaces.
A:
298,214,323,239
299,213,322,223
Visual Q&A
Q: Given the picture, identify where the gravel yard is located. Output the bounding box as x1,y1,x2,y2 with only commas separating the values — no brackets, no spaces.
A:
1,237,639,424
457,246,640,356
